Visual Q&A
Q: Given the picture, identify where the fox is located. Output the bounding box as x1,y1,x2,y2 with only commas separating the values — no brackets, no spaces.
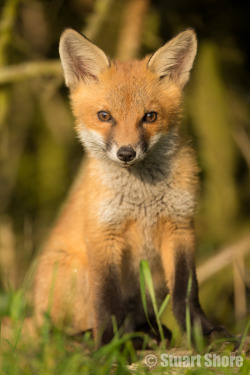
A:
33,28,224,347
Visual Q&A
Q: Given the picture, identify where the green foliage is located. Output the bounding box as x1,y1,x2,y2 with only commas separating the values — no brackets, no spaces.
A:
189,42,239,243
238,318,250,355
1,288,249,374
139,259,170,347
186,274,192,350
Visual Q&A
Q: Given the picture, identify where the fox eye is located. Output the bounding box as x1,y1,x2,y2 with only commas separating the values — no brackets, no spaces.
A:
97,111,112,122
143,111,158,123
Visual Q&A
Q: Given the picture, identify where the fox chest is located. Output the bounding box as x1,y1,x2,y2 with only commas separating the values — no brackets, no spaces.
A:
95,173,195,296
97,177,195,228
95,165,196,274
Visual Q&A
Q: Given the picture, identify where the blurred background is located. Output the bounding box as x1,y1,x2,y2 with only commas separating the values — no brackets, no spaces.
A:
0,0,249,335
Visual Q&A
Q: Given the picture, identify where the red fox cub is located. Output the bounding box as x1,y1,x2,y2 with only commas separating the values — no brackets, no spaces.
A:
34,28,218,346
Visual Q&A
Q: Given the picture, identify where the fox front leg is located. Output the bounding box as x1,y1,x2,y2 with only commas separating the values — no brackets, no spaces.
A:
160,220,215,336
91,264,125,346
86,231,127,346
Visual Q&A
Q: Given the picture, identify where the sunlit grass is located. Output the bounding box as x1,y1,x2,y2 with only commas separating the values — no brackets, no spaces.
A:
0,262,249,374
139,259,170,348
186,273,192,350
238,318,250,354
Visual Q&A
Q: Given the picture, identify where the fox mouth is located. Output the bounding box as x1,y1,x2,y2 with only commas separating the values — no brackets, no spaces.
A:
115,159,137,168
121,161,133,168
107,149,147,167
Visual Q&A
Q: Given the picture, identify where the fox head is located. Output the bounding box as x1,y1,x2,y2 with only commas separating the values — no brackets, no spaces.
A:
59,29,197,166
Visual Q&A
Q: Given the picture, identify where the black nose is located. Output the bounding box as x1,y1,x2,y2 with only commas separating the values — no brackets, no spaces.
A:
117,145,136,162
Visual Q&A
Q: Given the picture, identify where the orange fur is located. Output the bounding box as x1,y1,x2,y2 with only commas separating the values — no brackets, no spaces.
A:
33,28,216,345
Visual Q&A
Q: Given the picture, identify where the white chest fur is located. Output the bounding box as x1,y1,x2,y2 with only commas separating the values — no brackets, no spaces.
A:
97,152,196,227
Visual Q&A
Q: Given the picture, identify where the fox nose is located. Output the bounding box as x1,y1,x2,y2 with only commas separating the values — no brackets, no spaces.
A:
117,145,136,162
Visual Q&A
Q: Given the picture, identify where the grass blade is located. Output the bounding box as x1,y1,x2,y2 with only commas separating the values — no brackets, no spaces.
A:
140,260,166,346
186,273,192,350
158,294,170,319
139,260,154,331
193,319,205,354
238,318,250,354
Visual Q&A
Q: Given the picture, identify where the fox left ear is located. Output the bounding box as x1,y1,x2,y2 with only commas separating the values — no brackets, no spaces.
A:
59,28,110,89
147,29,197,88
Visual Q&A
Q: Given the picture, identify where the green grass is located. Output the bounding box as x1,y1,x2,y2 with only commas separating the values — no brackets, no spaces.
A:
185,273,193,351
139,259,170,348
0,261,249,374
1,317,249,375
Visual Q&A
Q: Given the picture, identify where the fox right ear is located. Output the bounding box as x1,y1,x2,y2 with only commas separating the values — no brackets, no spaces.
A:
59,29,110,88
147,29,197,88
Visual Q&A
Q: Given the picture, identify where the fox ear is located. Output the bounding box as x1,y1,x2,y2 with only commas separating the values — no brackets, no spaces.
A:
59,28,110,88
147,29,197,88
